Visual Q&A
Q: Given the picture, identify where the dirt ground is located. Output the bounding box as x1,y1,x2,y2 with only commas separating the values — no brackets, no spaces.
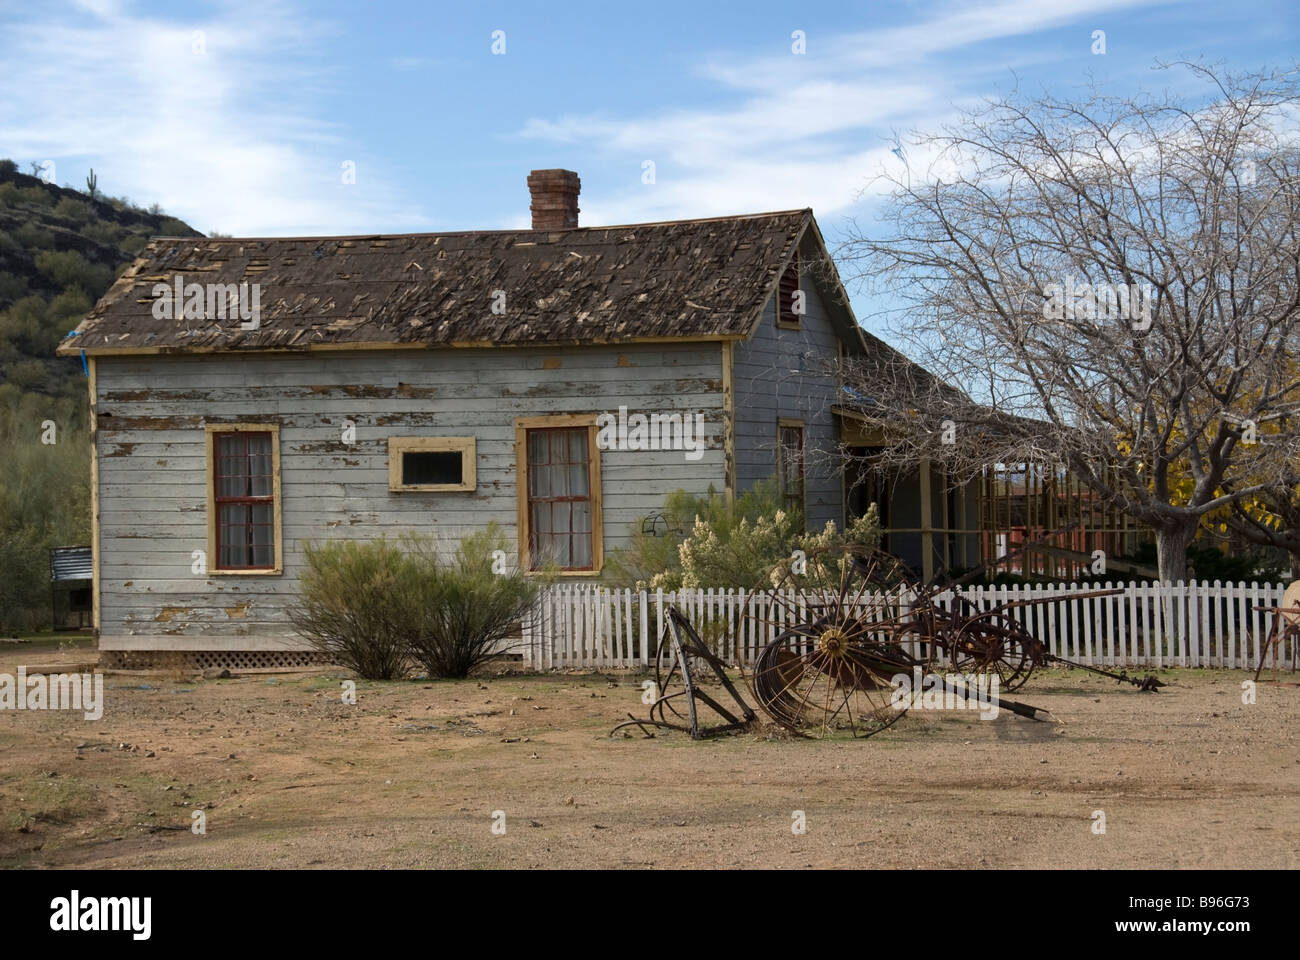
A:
1,636,1297,869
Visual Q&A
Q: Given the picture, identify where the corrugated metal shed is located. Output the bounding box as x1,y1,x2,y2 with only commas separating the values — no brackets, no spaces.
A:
50,546,93,582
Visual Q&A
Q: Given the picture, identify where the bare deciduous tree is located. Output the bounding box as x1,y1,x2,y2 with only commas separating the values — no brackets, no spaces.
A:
835,62,1300,583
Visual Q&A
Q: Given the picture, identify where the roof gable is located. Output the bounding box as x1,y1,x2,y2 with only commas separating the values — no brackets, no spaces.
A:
742,215,868,355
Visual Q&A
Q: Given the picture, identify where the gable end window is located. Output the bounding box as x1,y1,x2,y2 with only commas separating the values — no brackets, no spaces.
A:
777,250,801,328
206,424,282,574
388,437,477,492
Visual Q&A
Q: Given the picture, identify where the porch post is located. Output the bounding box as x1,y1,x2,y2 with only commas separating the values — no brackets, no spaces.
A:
919,457,934,581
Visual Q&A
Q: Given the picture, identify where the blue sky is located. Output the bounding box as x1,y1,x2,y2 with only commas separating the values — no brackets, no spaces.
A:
2,0,1296,334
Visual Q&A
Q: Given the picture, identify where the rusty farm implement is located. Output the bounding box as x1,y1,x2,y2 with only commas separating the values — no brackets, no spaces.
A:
614,542,1165,741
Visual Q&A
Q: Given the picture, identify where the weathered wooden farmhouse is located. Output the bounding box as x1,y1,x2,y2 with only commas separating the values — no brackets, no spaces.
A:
60,170,978,669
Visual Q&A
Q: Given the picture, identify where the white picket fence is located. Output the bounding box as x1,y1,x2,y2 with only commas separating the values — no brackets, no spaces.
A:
517,580,1294,671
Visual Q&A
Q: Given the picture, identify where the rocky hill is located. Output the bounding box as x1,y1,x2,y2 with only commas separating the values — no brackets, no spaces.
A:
0,159,203,401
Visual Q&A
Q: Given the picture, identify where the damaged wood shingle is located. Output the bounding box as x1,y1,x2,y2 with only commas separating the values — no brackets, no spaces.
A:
61,210,809,354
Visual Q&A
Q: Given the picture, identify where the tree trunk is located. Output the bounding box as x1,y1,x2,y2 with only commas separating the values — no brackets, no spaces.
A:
1289,551,1300,582
1155,521,1195,584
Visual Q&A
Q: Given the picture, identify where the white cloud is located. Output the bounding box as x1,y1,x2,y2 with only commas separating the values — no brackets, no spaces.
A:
519,0,1167,225
390,56,435,71
0,0,432,236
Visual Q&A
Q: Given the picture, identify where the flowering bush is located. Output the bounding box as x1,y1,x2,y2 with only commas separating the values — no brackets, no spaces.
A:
606,476,882,591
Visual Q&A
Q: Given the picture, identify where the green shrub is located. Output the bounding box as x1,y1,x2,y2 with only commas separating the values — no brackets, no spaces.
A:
80,221,121,247
34,250,113,295
46,288,92,324
0,524,48,633
16,185,52,206
401,525,548,679
1186,543,1272,582
12,224,53,248
0,296,51,353
0,271,27,303
289,538,420,679
290,525,549,680
2,359,48,391
0,182,18,204
0,159,16,177
157,218,190,236
0,397,91,632
53,197,91,223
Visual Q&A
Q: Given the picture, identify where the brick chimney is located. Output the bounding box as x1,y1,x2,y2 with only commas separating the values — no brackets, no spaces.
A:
527,169,580,230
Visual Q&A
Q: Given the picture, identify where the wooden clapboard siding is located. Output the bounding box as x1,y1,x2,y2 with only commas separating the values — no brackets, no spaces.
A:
732,233,845,531
95,342,725,646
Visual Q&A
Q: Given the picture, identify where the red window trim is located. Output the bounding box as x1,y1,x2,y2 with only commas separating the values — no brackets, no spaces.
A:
212,430,276,571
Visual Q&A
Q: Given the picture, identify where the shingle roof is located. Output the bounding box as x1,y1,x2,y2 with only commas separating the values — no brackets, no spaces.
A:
59,210,811,356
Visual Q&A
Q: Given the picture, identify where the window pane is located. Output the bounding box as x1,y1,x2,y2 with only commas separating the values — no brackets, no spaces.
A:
552,502,571,542
528,433,546,497
568,462,587,497
531,502,551,537
572,500,591,534
402,450,462,486
571,531,592,568
568,429,587,463
249,444,273,495
550,459,569,498
545,534,567,568
219,504,246,567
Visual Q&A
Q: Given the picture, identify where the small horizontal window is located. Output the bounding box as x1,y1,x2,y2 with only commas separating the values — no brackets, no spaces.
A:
403,450,462,486
388,437,476,492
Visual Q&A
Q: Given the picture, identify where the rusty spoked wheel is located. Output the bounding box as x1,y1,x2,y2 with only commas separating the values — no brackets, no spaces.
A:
945,608,1042,692
751,626,912,738
744,545,917,738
